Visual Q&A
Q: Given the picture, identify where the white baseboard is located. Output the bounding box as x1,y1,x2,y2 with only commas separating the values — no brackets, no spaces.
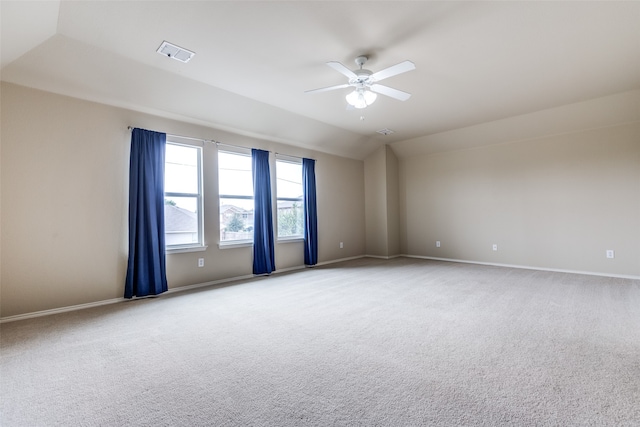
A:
402,254,640,280
4,254,635,323
315,255,366,266
0,256,366,323
0,298,127,324
164,274,257,295
365,254,402,260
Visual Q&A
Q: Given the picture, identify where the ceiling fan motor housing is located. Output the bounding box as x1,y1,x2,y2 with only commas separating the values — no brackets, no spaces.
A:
352,56,374,87
350,69,374,87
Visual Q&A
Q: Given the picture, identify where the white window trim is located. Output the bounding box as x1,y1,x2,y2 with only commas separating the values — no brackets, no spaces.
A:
167,245,208,254
275,153,302,164
276,156,304,240
218,240,253,249
277,236,304,243
218,147,254,244
165,141,205,250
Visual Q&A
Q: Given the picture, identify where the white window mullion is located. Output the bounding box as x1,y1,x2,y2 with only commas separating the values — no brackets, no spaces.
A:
276,158,303,239
164,142,204,249
218,149,254,244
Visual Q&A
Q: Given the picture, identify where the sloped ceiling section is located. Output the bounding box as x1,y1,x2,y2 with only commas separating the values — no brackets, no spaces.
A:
1,34,373,159
1,1,640,160
0,0,59,69
392,90,640,158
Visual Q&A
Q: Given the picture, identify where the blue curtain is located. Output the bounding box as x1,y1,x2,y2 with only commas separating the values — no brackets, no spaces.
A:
252,149,275,275
124,128,168,298
303,158,318,266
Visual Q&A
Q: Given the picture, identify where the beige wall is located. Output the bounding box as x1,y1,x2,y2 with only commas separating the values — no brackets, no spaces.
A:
0,82,366,317
399,121,640,277
3,81,637,318
385,146,400,256
364,145,400,257
364,146,387,256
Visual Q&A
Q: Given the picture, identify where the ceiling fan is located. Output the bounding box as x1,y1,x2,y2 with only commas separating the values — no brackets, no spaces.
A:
306,55,415,109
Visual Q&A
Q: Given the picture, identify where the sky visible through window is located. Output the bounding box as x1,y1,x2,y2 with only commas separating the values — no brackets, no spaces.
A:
218,151,253,209
276,160,303,199
165,143,198,212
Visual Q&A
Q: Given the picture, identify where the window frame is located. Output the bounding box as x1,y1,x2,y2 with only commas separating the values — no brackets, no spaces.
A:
276,155,304,241
164,140,205,253
218,147,254,246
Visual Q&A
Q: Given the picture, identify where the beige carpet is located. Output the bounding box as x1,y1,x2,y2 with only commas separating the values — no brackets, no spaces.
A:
1,257,639,426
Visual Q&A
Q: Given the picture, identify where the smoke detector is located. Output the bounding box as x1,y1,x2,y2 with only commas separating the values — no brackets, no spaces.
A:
157,41,195,63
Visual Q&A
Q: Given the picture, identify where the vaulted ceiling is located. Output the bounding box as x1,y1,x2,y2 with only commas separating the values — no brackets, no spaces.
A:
2,1,639,159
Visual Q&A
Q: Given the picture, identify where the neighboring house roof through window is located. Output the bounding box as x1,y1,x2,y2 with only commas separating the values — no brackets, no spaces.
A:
164,204,197,232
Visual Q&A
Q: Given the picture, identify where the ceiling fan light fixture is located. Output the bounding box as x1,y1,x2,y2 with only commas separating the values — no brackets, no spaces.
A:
346,89,377,109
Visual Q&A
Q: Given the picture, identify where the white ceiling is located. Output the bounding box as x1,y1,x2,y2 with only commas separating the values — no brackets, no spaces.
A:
1,1,639,160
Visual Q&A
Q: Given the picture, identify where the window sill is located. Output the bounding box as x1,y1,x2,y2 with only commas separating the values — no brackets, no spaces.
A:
167,245,208,254
219,240,253,249
277,236,304,243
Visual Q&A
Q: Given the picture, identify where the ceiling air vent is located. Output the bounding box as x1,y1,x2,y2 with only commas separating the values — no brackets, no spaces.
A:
157,41,195,63
376,128,395,136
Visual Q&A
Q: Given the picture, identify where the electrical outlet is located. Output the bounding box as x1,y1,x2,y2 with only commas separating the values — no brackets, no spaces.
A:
606,250,615,259
492,244,498,251
436,241,441,248
339,242,344,249
198,258,204,267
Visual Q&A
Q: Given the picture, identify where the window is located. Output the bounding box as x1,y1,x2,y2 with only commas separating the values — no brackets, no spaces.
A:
276,157,303,239
218,149,253,243
164,142,203,249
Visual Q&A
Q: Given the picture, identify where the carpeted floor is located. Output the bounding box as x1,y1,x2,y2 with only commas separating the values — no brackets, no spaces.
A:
1,257,639,426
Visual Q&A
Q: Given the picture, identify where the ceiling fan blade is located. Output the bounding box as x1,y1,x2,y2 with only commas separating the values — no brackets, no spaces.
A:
326,61,357,79
370,60,416,82
305,83,351,94
370,84,412,101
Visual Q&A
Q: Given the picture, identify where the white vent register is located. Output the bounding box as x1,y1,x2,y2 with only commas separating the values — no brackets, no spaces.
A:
157,41,195,63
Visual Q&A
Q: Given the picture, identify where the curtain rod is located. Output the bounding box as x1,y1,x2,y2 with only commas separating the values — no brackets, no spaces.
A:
214,142,310,162
128,127,312,161
127,126,216,144
127,127,252,150
275,152,307,162
216,141,256,151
